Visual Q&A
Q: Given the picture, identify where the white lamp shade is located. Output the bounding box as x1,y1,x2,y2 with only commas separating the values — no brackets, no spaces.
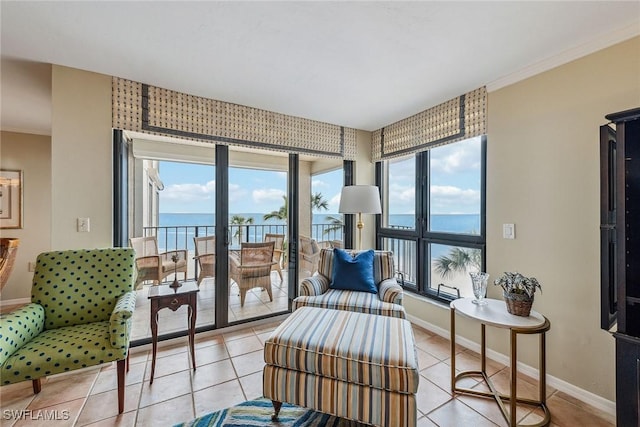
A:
338,185,382,214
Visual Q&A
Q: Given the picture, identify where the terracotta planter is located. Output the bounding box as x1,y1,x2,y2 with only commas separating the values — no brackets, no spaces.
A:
503,291,534,317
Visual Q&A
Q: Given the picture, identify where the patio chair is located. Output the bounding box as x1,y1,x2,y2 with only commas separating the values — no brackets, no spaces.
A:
229,241,276,307
264,233,285,280
129,236,187,289
299,235,320,278
194,235,216,285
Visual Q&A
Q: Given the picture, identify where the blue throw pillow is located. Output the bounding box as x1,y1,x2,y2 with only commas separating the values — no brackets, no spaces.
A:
330,249,377,294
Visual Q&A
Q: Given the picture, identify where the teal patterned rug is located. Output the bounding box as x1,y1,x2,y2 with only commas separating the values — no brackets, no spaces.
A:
175,398,366,427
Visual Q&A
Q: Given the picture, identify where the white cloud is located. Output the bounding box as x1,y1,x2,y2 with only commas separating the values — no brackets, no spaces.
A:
431,137,481,174
312,179,329,189
253,188,286,204
328,191,342,212
430,185,480,214
228,183,249,203
162,180,216,202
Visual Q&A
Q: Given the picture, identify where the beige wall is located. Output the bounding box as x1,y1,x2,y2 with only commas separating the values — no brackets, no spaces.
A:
0,131,52,300
406,36,640,402
51,65,112,250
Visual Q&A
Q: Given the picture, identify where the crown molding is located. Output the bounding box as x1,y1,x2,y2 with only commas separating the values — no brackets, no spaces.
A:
487,23,640,92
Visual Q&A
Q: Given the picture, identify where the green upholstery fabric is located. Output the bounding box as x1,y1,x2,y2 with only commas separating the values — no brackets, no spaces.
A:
32,249,136,330
0,248,136,387
0,303,45,366
109,291,136,349
2,321,126,383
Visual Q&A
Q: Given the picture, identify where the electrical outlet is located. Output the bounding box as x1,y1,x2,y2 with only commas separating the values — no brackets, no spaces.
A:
28,262,36,272
77,217,90,232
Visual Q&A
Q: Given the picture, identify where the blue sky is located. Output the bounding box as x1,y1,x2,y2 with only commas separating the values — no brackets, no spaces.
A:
159,163,343,214
157,136,480,215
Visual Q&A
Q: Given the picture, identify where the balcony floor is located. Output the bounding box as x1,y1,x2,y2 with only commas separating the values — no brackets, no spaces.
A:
130,272,290,342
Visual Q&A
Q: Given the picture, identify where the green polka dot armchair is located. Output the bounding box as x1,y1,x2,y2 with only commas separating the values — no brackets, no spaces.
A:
0,248,136,414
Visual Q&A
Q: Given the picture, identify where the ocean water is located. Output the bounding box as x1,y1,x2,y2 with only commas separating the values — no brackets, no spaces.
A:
157,213,480,252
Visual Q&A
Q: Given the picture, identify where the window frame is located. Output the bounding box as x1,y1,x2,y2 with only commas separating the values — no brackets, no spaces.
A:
376,136,487,303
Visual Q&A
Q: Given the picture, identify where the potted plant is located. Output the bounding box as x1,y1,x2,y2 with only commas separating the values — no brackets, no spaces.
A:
494,272,541,317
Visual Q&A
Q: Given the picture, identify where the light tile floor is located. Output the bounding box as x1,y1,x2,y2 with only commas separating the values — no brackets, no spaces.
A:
0,321,615,427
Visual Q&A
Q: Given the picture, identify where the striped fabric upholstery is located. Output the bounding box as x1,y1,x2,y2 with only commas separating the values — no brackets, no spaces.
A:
317,248,395,284
263,306,419,427
264,366,417,427
293,289,406,318
296,248,405,318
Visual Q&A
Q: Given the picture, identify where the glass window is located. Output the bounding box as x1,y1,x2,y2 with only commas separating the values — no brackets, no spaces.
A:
382,237,417,288
429,244,482,298
377,136,486,302
430,136,482,235
382,155,416,230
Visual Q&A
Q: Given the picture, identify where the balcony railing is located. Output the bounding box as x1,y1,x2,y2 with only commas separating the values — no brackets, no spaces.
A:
140,223,345,281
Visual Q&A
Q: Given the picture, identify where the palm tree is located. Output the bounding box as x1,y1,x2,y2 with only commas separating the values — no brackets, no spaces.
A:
323,215,344,235
230,215,254,244
263,195,288,222
433,247,482,279
311,192,329,212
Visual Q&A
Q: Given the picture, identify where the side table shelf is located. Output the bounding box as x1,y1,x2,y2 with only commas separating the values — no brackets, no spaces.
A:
450,298,551,427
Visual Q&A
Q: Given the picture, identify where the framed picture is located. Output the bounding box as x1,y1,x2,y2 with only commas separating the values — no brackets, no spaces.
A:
0,170,23,229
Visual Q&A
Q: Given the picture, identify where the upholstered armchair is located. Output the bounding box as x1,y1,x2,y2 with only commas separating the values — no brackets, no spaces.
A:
130,236,187,289
293,248,406,318
229,242,276,307
0,248,136,414
194,235,215,285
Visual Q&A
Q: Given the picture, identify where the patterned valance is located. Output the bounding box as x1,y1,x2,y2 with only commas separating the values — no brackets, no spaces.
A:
372,87,487,160
112,78,357,160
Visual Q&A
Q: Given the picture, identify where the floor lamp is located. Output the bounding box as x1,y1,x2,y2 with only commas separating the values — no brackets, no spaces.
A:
338,185,382,250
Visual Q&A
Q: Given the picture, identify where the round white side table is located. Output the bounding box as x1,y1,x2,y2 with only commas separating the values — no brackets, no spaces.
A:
450,298,551,427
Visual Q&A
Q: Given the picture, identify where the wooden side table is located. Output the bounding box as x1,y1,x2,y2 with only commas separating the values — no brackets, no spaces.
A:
148,282,199,384
450,298,551,427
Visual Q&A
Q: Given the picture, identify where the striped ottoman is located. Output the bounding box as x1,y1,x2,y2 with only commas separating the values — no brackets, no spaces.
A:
263,306,419,427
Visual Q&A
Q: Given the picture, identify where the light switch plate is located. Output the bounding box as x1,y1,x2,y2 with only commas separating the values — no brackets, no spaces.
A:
77,217,90,232
503,223,515,239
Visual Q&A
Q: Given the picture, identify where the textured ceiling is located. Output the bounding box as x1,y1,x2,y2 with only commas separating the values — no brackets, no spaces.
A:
1,1,638,135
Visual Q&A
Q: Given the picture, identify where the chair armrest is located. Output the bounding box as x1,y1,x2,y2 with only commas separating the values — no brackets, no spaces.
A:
0,303,45,366
194,253,215,264
299,275,330,297
135,255,160,268
161,250,188,262
378,278,404,305
109,291,136,349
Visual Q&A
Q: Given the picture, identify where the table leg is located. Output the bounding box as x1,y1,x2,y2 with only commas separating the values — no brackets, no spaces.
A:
481,323,486,373
540,329,546,405
189,298,197,371
150,306,159,385
450,306,456,392
510,329,517,427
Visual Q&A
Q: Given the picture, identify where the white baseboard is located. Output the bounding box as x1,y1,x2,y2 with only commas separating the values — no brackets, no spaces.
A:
406,313,616,417
0,297,30,308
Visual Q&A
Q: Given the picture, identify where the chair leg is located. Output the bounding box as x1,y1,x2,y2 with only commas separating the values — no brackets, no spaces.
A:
265,285,273,302
32,378,41,394
117,359,126,414
126,350,130,373
240,289,247,307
